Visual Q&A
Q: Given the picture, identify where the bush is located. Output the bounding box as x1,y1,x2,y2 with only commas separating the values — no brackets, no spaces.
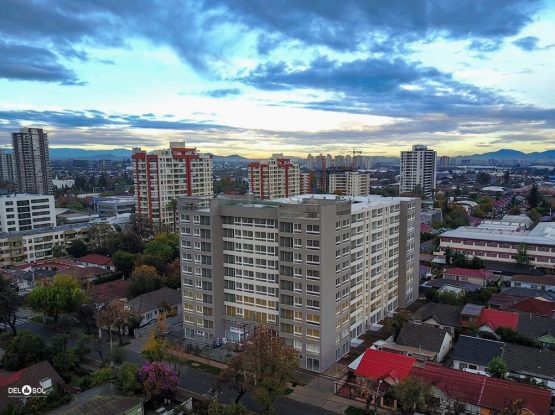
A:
118,362,140,395
1,330,48,370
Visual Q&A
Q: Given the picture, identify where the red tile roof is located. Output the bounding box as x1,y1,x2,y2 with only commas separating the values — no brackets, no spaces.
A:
444,267,495,280
420,223,433,233
477,308,519,331
78,254,113,266
87,279,129,303
412,364,551,415
510,297,555,318
354,349,415,383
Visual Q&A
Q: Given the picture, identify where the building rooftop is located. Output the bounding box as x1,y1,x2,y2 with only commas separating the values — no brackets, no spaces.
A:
273,194,417,212
413,303,462,328
477,308,519,331
128,287,181,314
395,323,450,353
451,335,504,366
510,297,555,318
352,349,415,383
511,274,555,286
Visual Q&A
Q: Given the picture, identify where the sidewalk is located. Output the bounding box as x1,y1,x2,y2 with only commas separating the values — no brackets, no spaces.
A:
288,385,365,414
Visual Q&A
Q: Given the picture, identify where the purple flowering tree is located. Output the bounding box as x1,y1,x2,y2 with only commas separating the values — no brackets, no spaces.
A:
137,361,178,401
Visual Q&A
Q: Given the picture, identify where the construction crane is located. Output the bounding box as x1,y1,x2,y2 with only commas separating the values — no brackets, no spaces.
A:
352,148,362,169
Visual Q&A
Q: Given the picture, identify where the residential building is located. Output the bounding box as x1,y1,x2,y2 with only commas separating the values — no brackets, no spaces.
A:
328,172,376,196
0,193,55,232
477,308,519,334
511,274,555,292
412,303,462,334
76,253,115,271
0,361,64,413
451,335,504,374
443,267,498,287
0,223,92,266
420,208,442,225
437,155,450,167
94,196,136,217
248,154,301,199
129,286,182,326
132,143,213,226
394,323,453,363
12,128,53,194
459,303,484,328
300,172,312,194
439,221,555,271
399,144,436,197
509,297,555,318
0,149,16,183
86,279,129,308
516,312,555,348
179,194,420,372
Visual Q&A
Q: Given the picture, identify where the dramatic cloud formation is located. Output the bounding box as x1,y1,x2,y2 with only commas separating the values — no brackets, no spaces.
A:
0,0,554,156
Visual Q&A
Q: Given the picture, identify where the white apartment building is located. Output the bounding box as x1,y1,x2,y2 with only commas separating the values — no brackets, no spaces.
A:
179,194,420,372
0,194,56,232
248,154,301,199
400,145,437,197
328,172,376,196
132,143,213,226
0,224,91,266
300,172,312,194
12,128,53,194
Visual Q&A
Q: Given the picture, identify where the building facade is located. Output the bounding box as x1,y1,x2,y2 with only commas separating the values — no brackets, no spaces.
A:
132,143,213,226
248,155,301,199
12,128,53,194
328,172,376,196
400,145,437,197
0,149,16,184
94,196,136,217
0,194,56,232
179,194,420,372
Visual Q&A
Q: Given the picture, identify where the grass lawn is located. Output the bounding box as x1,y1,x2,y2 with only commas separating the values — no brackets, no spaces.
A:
185,360,222,375
345,406,372,415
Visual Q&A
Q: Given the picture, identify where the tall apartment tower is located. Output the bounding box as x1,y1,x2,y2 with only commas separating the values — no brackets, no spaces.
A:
0,149,16,183
248,154,301,199
179,194,420,372
12,128,53,194
132,142,213,226
328,172,375,196
400,144,437,197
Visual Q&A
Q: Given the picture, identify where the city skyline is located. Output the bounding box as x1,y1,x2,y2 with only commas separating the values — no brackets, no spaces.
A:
1,1,555,157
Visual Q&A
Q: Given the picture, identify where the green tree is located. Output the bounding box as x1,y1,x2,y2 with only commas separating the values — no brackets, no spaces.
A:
1,330,48,370
88,367,112,387
143,233,179,261
516,243,530,265
476,172,491,186
163,258,181,289
52,244,66,258
486,356,507,378
390,313,407,339
126,265,162,299
394,375,432,414
526,183,543,208
27,275,87,322
66,239,88,258
113,250,136,277
0,275,20,335
118,362,141,395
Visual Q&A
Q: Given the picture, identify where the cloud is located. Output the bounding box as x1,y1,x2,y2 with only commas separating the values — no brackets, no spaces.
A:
513,36,541,51
201,88,242,98
0,40,82,84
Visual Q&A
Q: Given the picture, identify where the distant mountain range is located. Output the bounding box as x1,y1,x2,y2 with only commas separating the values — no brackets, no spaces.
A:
49,148,132,160
454,149,555,161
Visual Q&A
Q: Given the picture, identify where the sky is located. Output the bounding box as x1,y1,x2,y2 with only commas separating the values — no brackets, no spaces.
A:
0,0,554,158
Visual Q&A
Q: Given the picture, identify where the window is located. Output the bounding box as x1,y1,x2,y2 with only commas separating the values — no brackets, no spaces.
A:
307,224,320,234
306,328,320,339
307,357,320,372
307,299,320,310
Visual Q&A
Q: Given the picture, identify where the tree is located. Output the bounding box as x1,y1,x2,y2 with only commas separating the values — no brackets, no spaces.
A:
126,265,162,299
119,362,141,395
95,299,132,345
516,243,530,265
66,239,88,258
526,183,542,208
233,326,298,414
163,258,181,289
218,354,248,403
528,208,542,224
113,250,136,277
52,244,66,258
501,399,525,415
207,400,249,415
1,330,48,370
0,275,20,335
143,234,179,261
394,375,432,414
390,313,407,339
137,361,178,401
486,356,507,378
103,231,144,255
476,172,491,186
27,275,87,322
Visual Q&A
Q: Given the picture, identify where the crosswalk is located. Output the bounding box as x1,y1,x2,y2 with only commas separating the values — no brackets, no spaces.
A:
14,308,34,326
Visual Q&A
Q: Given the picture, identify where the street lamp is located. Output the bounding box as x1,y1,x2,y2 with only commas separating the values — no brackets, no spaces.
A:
109,317,122,366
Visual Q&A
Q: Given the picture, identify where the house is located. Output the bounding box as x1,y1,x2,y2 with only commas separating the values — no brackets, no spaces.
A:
394,323,453,363
413,364,551,415
516,313,555,348
412,303,462,333
86,279,129,308
459,303,484,328
0,361,64,412
76,254,116,272
128,287,182,326
444,267,497,287
476,308,519,334
500,286,555,301
351,349,416,385
424,278,482,293
451,335,504,375
509,297,555,318
511,274,555,292
488,293,522,310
